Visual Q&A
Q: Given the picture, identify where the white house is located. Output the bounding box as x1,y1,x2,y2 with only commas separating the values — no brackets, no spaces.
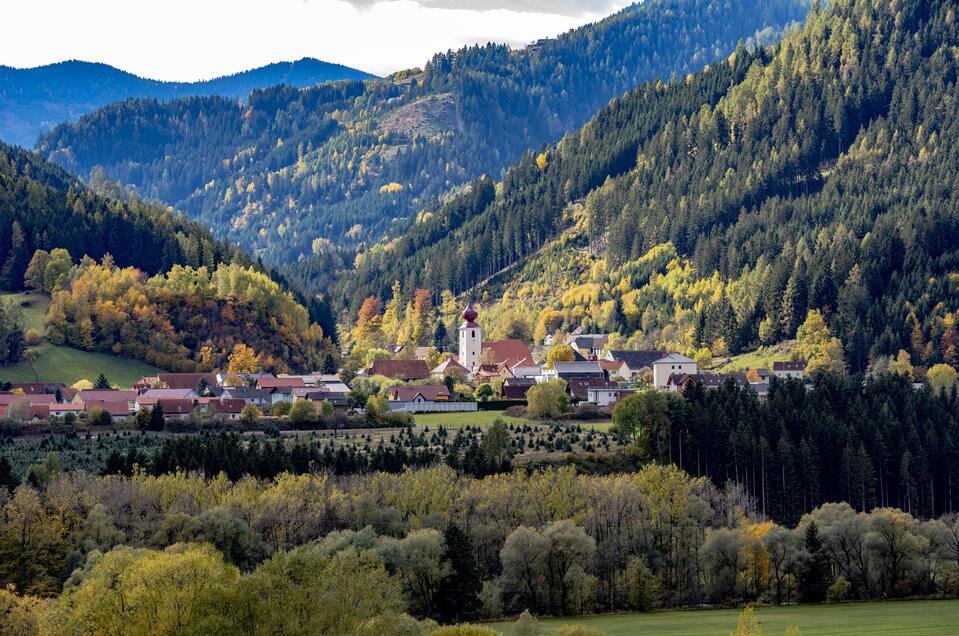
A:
772,361,807,380
587,387,636,407
652,354,697,389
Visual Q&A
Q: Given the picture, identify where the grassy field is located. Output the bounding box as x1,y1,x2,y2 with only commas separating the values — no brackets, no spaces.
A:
492,600,959,635
0,343,161,387
413,411,532,428
713,342,796,372
1,290,162,387
2,290,50,332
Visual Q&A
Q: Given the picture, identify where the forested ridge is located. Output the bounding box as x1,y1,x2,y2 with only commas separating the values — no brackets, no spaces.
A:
0,58,376,147
0,144,336,370
37,0,810,264
0,142,242,290
336,0,959,373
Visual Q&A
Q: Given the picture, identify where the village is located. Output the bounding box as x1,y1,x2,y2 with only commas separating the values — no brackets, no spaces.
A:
0,304,808,427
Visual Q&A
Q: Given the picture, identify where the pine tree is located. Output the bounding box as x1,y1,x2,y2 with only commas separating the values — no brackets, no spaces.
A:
94,374,112,389
434,523,483,623
799,522,830,603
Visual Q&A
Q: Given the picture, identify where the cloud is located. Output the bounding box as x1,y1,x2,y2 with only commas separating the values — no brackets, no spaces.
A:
341,0,622,17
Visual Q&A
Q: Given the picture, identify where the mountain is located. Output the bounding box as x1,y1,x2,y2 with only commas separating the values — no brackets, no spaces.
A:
37,0,811,265
0,143,334,372
332,0,959,374
0,58,377,147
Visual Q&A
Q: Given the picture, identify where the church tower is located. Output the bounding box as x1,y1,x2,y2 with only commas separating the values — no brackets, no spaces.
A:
458,303,482,372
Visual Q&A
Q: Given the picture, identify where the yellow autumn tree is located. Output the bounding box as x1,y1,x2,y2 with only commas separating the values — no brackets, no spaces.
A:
227,343,262,374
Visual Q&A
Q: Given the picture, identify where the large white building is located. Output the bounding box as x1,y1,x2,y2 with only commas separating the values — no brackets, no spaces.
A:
652,353,697,389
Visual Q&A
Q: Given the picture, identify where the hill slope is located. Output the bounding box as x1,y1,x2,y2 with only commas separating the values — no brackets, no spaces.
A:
0,144,334,374
0,58,376,147
37,0,810,264
335,0,959,373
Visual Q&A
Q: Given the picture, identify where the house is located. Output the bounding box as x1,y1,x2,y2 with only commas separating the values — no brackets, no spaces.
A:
652,354,697,389
510,363,543,379
387,385,476,413
306,391,349,412
137,373,217,393
0,399,52,420
567,333,609,360
481,340,536,370
474,363,513,381
606,350,667,382
270,386,295,406
746,368,771,384
431,358,470,379
387,385,451,403
258,376,306,390
209,398,247,422
86,401,131,421
76,390,137,411
49,403,85,418
666,373,747,393
567,377,617,401
156,398,196,421
314,375,351,394
369,359,431,381
772,361,807,380
217,387,272,406
502,377,535,400
136,388,197,410
551,361,605,381
587,387,637,407
0,393,58,407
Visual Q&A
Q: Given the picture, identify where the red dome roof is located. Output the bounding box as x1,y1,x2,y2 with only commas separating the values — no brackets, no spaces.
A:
462,303,478,323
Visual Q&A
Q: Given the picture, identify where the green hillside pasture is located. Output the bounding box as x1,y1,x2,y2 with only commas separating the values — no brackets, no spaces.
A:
0,343,161,388
492,599,959,636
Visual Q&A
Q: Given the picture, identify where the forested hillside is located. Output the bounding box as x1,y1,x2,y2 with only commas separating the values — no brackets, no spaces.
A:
338,0,959,373
0,58,376,147
0,142,241,290
0,144,334,371
37,0,810,264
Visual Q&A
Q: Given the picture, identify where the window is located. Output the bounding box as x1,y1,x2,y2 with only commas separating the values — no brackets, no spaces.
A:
472,330,475,338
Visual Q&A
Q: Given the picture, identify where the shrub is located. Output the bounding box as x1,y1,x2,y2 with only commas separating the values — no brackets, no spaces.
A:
270,401,292,417
827,576,851,603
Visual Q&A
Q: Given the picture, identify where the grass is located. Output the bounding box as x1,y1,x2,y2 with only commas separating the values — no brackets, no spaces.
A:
491,599,959,635
0,343,162,388
713,342,796,373
2,290,50,332
1,290,162,387
413,411,531,429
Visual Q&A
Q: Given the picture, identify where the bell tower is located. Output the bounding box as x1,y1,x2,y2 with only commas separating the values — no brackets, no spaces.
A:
458,303,482,372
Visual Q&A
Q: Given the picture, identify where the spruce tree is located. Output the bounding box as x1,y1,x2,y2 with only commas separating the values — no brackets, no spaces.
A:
434,523,482,623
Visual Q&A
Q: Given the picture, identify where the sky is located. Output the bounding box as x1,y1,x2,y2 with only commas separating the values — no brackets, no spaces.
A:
3,0,629,80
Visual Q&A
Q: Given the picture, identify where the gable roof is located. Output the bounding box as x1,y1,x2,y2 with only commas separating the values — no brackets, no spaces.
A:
388,385,451,402
156,398,196,414
569,334,609,350
668,373,747,389
157,373,217,390
655,353,695,364
773,361,807,371
431,358,469,376
258,376,306,389
552,361,604,376
0,393,58,406
209,398,247,413
140,388,197,399
219,387,272,401
481,340,535,369
566,377,617,399
607,350,667,369
78,390,137,403
370,359,430,380
86,401,130,416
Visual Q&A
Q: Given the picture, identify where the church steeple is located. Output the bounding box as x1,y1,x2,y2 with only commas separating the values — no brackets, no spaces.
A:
458,303,482,371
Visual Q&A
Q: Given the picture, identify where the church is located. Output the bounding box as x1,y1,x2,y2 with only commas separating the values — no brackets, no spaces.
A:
458,303,537,378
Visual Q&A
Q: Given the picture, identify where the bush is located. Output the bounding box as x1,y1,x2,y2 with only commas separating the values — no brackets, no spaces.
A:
827,576,851,603
526,379,568,419
240,403,261,426
270,401,292,417
24,329,43,345
289,400,317,425
626,556,661,611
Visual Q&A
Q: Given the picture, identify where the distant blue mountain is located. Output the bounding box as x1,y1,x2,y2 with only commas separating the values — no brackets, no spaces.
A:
0,58,377,147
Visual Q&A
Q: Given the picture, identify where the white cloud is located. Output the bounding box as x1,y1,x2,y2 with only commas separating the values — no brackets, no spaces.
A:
0,0,620,81
340,0,622,17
